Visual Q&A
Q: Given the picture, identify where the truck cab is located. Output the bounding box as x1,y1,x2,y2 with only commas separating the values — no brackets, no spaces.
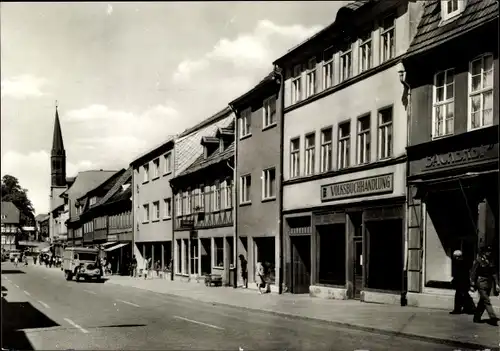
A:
62,247,102,282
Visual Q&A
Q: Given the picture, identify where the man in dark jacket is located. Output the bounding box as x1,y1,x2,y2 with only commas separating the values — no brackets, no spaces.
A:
470,246,499,325
450,250,475,314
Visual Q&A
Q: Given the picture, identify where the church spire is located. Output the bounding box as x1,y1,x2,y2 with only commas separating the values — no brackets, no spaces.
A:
51,101,66,187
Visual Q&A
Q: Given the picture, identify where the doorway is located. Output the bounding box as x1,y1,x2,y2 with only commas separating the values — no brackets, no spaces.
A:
190,240,199,275
200,238,211,275
290,235,311,294
353,239,363,299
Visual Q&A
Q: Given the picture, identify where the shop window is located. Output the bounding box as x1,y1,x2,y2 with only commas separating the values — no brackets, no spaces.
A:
214,237,224,268
365,219,403,291
254,237,275,284
182,239,189,275
227,237,235,267
318,224,346,286
190,240,199,275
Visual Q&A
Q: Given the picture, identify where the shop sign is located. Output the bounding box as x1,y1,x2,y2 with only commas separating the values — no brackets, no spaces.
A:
180,219,195,229
107,234,118,242
424,144,496,170
321,173,394,202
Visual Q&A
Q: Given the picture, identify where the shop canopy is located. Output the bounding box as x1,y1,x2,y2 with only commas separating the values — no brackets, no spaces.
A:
101,242,117,247
105,242,129,252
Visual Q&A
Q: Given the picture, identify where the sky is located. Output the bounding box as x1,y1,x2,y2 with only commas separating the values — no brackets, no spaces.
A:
1,1,348,215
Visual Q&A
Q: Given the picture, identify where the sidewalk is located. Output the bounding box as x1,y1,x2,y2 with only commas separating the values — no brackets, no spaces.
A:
106,275,499,350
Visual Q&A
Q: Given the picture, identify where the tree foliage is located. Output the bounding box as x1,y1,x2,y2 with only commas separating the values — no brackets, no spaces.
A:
1,174,35,220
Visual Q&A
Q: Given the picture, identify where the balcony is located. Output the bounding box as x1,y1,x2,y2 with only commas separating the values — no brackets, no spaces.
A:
175,208,233,231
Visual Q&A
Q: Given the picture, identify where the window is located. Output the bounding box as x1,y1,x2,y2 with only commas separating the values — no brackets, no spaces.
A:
323,48,334,90
290,137,300,178
357,115,371,164
262,168,276,200
143,164,149,182
378,107,393,159
263,96,277,128
183,191,192,215
469,54,494,129
442,0,463,20
164,152,172,174
163,198,171,219
214,237,224,268
381,15,395,62
175,194,182,217
338,122,350,169
306,58,317,98
153,158,160,178
213,184,221,211
433,69,455,137
320,128,333,173
239,108,251,138
359,30,372,73
89,196,97,206
143,204,150,222
291,64,302,104
239,175,251,204
340,44,352,82
304,133,315,176
222,180,233,209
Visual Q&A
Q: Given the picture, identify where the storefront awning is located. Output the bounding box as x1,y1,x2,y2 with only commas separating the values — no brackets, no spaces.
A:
105,242,129,252
408,169,498,186
101,242,117,247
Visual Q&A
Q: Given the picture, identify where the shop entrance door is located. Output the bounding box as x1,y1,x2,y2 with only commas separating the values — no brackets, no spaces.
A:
291,235,311,294
190,240,199,275
200,239,211,275
353,239,363,299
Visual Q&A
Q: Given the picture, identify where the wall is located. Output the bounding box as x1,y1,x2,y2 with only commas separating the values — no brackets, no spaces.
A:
49,187,66,240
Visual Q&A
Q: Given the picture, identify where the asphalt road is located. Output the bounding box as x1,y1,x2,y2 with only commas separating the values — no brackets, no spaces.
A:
1,261,473,350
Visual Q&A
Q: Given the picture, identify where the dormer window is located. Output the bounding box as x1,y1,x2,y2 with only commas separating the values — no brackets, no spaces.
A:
441,0,467,22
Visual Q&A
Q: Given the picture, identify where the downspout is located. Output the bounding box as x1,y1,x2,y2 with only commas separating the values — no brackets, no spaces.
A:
228,105,239,289
169,182,175,281
399,68,411,306
274,65,285,295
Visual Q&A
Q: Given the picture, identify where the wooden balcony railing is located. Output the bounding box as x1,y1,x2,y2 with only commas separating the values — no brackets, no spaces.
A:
175,208,233,231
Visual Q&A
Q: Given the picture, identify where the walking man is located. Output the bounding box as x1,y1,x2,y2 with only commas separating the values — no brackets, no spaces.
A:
470,246,499,326
450,250,475,314
239,254,248,288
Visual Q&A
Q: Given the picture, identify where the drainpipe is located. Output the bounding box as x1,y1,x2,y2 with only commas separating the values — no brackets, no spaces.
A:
170,181,176,281
228,105,239,289
274,65,285,295
399,68,411,306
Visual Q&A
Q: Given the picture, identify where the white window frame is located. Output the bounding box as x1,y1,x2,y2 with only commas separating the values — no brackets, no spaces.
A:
239,108,251,138
323,48,334,90
163,198,171,219
290,137,301,178
320,127,333,173
338,122,350,169
262,167,276,200
468,53,494,131
152,201,160,221
305,57,317,98
239,174,251,205
291,64,302,104
359,31,372,73
357,115,371,165
143,204,150,223
304,133,315,176
163,152,172,175
441,0,464,21
380,14,395,63
263,96,277,129
222,180,232,209
378,107,393,160
175,194,182,217
432,68,455,138
143,164,149,183
340,45,352,82
213,184,221,211
153,158,160,179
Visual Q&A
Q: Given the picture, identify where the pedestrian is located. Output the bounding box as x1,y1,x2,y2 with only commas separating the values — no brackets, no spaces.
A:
239,254,248,288
256,261,267,294
33,254,37,265
143,257,151,280
450,250,475,315
470,246,500,326
14,255,19,267
155,260,160,278
131,255,137,277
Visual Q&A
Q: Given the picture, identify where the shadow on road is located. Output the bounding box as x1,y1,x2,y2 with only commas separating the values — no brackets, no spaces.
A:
1,269,26,274
1,286,60,351
97,324,147,328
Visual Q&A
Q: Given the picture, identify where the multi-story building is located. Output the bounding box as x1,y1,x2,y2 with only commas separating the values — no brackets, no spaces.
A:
35,214,50,242
1,201,20,251
64,170,118,247
229,72,282,291
131,138,175,273
169,107,235,283
402,0,498,310
273,0,423,304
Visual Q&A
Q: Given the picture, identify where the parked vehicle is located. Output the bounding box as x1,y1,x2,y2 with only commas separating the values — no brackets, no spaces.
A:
62,247,102,282
9,250,21,262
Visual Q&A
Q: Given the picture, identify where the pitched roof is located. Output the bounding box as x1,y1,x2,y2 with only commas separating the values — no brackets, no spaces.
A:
229,71,277,108
130,135,175,167
35,213,50,222
76,169,125,202
95,167,133,208
405,0,498,58
1,202,20,224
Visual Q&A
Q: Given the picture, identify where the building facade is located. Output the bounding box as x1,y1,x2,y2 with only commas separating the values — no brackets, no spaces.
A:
131,138,175,272
1,201,20,251
274,0,423,304
402,0,499,309
229,72,282,291
170,115,235,285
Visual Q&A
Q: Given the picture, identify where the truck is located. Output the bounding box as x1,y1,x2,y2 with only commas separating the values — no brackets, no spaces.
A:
62,247,102,282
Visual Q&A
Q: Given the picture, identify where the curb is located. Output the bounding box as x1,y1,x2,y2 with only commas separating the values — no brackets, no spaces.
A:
106,280,497,350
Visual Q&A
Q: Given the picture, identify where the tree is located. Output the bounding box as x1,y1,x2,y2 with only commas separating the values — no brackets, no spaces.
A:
1,175,35,221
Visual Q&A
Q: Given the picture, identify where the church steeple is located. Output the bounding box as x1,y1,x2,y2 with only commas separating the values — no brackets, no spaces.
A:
51,102,66,187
